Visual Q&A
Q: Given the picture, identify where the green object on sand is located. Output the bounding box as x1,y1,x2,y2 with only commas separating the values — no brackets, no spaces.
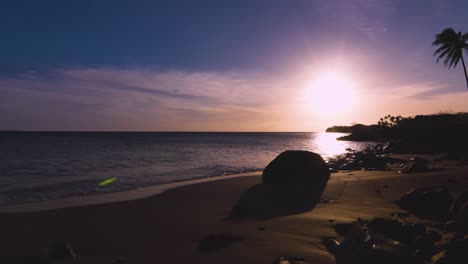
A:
98,177,118,187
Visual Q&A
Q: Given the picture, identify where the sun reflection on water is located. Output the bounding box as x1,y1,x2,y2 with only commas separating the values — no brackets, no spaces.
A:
313,133,354,159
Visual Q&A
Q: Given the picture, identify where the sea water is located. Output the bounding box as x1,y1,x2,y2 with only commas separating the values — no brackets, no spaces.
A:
0,132,374,206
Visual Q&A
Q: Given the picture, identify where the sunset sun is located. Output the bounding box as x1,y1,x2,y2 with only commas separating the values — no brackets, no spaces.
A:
309,71,355,115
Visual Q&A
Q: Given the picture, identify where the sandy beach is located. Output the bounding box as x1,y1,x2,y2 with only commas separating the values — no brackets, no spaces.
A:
1,155,467,264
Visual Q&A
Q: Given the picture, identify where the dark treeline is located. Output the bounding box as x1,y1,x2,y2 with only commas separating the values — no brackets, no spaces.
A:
326,113,468,155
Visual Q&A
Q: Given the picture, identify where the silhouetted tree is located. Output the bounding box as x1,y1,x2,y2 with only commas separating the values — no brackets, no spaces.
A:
433,28,468,88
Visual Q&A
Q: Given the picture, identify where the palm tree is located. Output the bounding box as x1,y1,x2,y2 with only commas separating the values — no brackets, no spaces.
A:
433,28,468,88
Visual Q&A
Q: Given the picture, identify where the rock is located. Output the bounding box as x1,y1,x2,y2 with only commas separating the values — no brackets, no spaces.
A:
450,191,468,217
399,158,429,174
47,242,76,261
383,142,397,153
435,232,467,250
339,161,360,170
229,151,330,220
321,237,341,254
431,250,450,264
366,218,426,244
333,223,356,236
262,151,330,185
455,201,468,232
431,235,468,264
396,186,453,218
358,154,387,170
335,225,424,264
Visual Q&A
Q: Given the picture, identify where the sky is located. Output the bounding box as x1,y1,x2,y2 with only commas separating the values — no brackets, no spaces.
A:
1,0,468,132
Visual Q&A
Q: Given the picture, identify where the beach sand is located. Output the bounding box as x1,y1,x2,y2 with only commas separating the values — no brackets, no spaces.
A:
1,157,468,264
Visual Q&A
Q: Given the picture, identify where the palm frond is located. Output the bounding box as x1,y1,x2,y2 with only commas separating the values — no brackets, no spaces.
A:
436,48,451,63
449,51,461,68
433,27,466,68
434,44,450,56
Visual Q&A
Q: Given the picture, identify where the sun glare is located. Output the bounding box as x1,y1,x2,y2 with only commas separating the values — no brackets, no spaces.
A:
309,71,355,115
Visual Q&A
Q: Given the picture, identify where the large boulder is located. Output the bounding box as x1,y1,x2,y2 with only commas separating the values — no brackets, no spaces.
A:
396,186,453,218
262,150,330,185
228,151,330,220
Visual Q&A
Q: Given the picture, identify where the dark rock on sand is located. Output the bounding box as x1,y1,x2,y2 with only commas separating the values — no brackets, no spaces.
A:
435,232,465,250
432,233,468,264
333,223,357,236
196,234,243,252
335,225,424,264
366,217,426,244
396,186,453,218
327,144,402,171
399,157,429,174
320,237,341,254
262,151,330,185
228,151,330,220
450,191,468,217
358,154,388,170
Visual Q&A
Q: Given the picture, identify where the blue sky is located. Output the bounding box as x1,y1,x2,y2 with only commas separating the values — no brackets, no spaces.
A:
1,0,468,131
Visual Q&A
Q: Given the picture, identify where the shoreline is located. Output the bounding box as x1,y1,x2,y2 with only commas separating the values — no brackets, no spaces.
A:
0,171,261,213
1,156,468,263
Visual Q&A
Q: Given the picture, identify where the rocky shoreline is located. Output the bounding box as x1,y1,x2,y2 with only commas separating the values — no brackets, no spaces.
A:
322,186,468,264
327,142,431,173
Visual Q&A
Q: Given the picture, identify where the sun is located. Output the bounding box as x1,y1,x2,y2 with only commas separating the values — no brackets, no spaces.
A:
308,71,355,115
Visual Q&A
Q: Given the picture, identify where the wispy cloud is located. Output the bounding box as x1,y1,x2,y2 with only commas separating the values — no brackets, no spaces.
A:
407,85,467,100
0,68,303,131
1,65,466,131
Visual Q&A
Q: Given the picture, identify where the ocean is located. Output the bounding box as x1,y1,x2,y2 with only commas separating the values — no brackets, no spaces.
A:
0,132,374,206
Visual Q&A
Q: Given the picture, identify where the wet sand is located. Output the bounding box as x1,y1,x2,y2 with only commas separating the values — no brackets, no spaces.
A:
1,158,468,264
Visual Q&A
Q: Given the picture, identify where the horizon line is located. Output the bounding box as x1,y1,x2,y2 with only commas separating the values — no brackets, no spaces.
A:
0,130,328,133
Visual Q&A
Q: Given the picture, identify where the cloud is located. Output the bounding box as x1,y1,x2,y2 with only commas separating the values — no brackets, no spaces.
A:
407,85,467,100
0,67,304,131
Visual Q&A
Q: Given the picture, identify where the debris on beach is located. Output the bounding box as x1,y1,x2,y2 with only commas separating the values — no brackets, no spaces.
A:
398,157,430,174
396,186,453,218
323,188,468,264
334,224,425,264
98,177,118,187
